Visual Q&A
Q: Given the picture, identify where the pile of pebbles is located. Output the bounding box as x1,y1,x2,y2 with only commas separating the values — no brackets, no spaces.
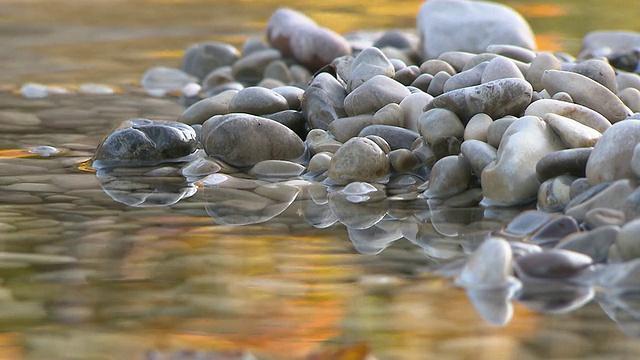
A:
92,0,640,325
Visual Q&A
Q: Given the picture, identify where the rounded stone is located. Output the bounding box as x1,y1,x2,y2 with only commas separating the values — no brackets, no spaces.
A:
399,92,434,133
373,103,405,127
228,87,290,115
632,143,640,179
481,116,565,206
426,71,451,97
306,152,332,174
536,148,592,183
301,72,347,130
514,249,592,279
348,47,395,92
248,160,306,178
271,86,304,110
486,117,517,148
263,60,293,84
524,99,611,133
424,78,533,124
610,219,640,262
181,42,240,80
201,113,305,167
423,155,472,199
394,65,421,86
326,137,391,185
586,120,640,185
557,225,619,263
542,69,633,123
418,108,464,144
419,59,457,76
266,8,351,72
417,0,535,59
264,110,307,140
618,87,640,113
486,44,536,63
305,129,342,155
543,113,601,148
537,175,576,213
344,75,411,116
455,237,514,289
438,51,476,72
443,61,488,93
358,125,420,150
178,90,237,125
232,49,282,85
570,59,618,93
460,140,497,176
481,56,524,83
93,119,197,168
526,52,562,92
583,207,626,228
388,149,420,173
464,113,493,142
431,136,462,160
328,115,374,143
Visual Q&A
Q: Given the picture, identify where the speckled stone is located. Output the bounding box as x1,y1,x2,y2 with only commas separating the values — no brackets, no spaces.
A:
326,137,390,185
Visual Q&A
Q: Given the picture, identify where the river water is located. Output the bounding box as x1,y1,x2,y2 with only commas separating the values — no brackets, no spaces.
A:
1,0,640,359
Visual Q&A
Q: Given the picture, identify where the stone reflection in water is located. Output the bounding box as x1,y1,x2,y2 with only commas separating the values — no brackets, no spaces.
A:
96,166,197,207
202,174,300,226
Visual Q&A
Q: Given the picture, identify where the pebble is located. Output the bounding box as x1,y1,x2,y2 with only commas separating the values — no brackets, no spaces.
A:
248,160,306,179
536,148,592,182
394,65,421,86
423,155,472,199
417,0,535,59
514,249,592,279
542,69,633,123
570,59,618,93
180,41,240,80
482,116,564,206
264,110,307,139
178,90,236,125
328,115,374,143
585,120,640,185
201,113,306,167
455,237,516,289
388,149,420,173
343,75,411,116
460,139,497,176
583,207,626,228
618,87,640,113
543,113,601,148
537,175,576,213
232,48,282,84
419,59,457,76
425,78,533,124
305,129,342,155
263,60,293,84
266,8,351,71
486,116,517,148
464,113,493,142
399,92,434,133
443,61,488,93
481,56,524,83
486,44,536,63
608,219,640,262
556,225,619,263
301,72,347,130
418,108,464,143
140,67,197,97
348,47,395,92
426,71,451,97
358,125,420,150
565,179,637,223
228,86,290,115
524,98,611,133
271,85,304,110
93,119,198,168
372,103,404,127
326,137,390,185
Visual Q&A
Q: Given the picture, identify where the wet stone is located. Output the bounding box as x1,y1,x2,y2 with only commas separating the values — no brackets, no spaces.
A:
93,119,198,168
608,219,640,262
536,148,592,183
556,225,619,263
140,67,198,97
455,237,516,289
228,86,290,115
326,137,390,185
514,249,592,279
423,155,472,199
248,160,306,179
565,179,637,223
388,149,420,173
305,129,342,155
201,113,306,167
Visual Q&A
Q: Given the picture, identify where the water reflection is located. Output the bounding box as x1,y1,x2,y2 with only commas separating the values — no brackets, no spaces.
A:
95,168,640,335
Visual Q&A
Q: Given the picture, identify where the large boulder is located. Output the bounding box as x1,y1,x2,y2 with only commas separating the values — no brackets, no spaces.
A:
417,0,536,59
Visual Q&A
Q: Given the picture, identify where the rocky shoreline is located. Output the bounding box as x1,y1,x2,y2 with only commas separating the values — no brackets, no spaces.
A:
91,0,640,327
